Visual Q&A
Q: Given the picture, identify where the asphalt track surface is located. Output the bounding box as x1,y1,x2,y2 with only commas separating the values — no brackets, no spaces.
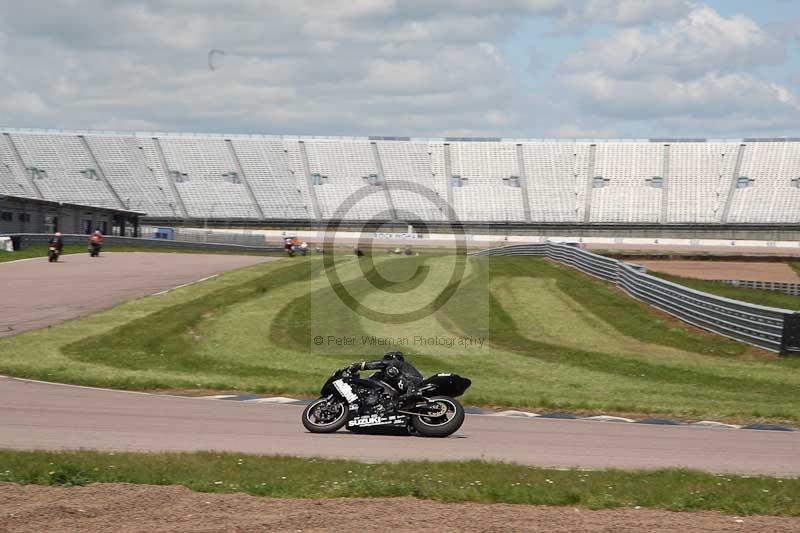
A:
2,376,799,476
0,252,273,337
1,251,798,477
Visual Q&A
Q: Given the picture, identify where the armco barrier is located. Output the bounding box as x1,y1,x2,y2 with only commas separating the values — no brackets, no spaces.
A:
474,243,800,355
2,234,283,253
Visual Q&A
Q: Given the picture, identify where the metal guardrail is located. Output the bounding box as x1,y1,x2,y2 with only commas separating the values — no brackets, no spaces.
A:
474,243,800,355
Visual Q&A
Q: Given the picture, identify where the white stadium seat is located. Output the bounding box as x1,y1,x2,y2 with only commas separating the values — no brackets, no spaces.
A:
10,133,119,209
0,130,798,225
446,141,525,222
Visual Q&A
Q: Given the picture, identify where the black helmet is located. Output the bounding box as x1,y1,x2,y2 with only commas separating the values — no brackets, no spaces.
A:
383,351,404,362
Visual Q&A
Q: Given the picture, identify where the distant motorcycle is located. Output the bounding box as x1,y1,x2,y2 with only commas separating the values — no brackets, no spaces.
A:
302,367,471,438
89,242,101,257
47,245,60,263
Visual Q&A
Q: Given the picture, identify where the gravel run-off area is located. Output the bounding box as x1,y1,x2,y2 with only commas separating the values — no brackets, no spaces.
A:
2,482,800,532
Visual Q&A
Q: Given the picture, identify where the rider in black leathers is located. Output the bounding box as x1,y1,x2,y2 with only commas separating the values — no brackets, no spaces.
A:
344,351,423,399
48,232,65,252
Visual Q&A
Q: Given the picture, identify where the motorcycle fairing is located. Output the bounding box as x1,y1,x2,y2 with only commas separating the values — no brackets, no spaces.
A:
332,379,359,403
321,374,396,398
348,413,408,428
418,373,472,398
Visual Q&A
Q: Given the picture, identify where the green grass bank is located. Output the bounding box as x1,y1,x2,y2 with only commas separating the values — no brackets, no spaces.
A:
1,450,798,516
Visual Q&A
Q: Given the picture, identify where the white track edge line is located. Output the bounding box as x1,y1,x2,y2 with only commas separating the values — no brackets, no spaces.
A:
0,375,204,400
152,274,219,296
0,256,45,265
0,375,793,430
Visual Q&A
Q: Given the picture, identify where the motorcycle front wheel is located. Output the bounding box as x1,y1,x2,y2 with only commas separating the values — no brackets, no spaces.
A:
410,396,465,438
302,397,349,433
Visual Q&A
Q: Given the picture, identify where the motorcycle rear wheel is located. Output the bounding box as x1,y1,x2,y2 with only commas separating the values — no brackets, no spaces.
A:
410,396,465,438
302,397,349,433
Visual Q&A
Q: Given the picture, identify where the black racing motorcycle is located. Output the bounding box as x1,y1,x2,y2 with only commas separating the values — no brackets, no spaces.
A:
302,367,471,438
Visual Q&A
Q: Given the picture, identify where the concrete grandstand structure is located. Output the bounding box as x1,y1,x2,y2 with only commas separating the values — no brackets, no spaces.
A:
1,129,799,235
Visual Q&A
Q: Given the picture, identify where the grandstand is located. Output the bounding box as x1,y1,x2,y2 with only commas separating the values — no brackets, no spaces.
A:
1,129,799,235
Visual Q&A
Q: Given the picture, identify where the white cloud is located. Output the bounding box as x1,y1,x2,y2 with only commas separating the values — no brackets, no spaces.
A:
558,4,798,133
396,0,689,25
563,71,799,119
0,1,534,135
0,92,51,117
563,0,689,26
545,122,619,138
0,1,795,138
563,6,782,79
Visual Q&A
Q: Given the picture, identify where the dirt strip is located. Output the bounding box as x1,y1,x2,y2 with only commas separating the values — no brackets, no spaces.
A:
1,482,797,532
587,243,800,257
635,261,800,283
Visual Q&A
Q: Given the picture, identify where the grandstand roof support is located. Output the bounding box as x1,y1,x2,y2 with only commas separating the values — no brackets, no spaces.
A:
660,144,670,224
297,141,323,221
78,135,126,210
225,139,265,220
515,144,532,223
152,137,189,219
443,143,455,221
2,133,43,199
370,142,397,221
721,143,747,224
582,144,597,223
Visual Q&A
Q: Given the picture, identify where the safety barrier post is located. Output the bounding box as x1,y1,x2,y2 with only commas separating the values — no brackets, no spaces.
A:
780,314,800,356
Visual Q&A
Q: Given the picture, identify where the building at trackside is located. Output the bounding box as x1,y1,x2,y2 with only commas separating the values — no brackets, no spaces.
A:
0,194,142,236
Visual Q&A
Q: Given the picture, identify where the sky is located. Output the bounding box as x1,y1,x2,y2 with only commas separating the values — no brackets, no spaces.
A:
1,0,800,139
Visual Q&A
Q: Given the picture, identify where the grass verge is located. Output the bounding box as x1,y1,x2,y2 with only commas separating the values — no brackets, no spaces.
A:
653,272,800,312
490,258,747,356
0,450,797,515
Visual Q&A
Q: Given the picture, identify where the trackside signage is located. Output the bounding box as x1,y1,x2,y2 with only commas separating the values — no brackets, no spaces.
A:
373,232,425,240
